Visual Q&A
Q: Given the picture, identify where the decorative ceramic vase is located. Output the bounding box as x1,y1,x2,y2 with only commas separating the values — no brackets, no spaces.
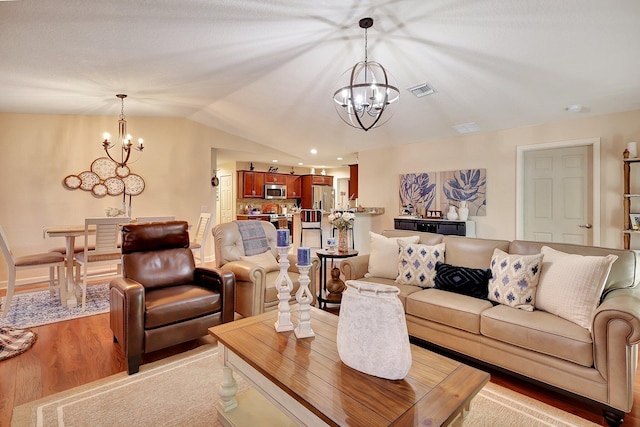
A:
338,228,349,253
458,201,469,221
447,205,458,220
337,281,412,380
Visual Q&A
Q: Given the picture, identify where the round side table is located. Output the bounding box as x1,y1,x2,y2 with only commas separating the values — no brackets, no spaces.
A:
316,249,358,310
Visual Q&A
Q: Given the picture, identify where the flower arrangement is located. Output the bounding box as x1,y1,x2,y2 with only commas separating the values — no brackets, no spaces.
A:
328,211,355,231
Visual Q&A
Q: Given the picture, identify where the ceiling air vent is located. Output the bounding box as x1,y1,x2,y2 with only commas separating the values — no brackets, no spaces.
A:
407,81,437,98
453,122,481,134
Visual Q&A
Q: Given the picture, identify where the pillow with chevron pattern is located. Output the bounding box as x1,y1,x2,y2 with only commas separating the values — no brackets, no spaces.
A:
395,241,445,288
488,248,543,311
434,261,492,300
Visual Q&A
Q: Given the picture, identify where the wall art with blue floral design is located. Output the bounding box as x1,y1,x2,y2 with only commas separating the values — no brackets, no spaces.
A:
440,169,486,216
399,172,437,213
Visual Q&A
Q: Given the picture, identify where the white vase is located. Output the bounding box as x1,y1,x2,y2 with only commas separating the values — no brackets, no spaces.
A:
458,201,469,221
447,205,458,220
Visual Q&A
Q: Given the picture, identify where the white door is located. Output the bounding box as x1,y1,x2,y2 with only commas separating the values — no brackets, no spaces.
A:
219,174,233,224
522,146,593,244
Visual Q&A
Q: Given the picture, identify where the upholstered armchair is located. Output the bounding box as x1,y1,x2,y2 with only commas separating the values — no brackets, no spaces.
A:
110,221,234,374
213,220,318,318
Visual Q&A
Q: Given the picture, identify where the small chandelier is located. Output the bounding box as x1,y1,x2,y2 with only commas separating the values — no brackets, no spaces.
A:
102,94,144,167
333,17,400,131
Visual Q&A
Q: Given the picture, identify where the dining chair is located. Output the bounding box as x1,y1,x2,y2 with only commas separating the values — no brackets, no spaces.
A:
74,217,129,311
0,225,67,317
190,212,211,265
300,209,323,248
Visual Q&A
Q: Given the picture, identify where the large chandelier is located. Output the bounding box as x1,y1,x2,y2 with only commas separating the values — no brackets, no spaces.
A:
102,94,144,167
333,17,399,131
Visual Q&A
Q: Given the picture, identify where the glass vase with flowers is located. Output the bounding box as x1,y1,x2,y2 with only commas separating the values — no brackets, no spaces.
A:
328,211,355,253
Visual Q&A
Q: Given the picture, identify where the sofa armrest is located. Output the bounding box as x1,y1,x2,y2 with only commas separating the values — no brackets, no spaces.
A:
220,260,265,283
109,277,145,359
195,266,235,323
591,286,640,411
340,254,370,281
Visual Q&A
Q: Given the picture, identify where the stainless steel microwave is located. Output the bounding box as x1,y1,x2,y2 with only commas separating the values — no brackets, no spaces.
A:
264,184,287,199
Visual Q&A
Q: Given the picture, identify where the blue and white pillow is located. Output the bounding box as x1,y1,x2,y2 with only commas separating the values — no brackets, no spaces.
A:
395,241,445,288
488,248,543,311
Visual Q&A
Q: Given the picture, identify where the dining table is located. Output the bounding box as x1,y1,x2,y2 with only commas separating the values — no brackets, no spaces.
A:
42,224,97,308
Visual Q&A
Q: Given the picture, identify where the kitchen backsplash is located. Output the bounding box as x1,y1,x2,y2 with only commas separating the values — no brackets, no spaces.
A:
237,199,299,214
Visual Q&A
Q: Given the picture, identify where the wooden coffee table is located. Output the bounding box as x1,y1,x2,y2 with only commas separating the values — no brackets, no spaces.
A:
208,307,489,426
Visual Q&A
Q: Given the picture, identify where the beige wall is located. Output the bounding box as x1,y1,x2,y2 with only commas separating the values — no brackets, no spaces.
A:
0,112,257,284
359,109,640,249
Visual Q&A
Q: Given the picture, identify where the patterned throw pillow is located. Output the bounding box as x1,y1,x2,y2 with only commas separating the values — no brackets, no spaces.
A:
433,261,492,300
488,249,543,311
395,242,445,288
535,246,617,330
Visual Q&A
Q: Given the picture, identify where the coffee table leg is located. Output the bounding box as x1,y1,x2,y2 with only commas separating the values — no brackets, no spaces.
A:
218,365,238,413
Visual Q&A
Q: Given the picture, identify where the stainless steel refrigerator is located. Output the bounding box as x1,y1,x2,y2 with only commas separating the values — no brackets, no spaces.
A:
312,185,335,211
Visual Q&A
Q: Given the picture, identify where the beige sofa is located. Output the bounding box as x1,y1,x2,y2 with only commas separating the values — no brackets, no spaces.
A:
340,230,640,426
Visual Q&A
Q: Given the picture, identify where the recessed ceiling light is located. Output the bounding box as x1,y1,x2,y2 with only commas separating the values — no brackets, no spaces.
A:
272,160,278,163
310,149,317,155
298,162,303,166
337,157,343,160
565,104,582,113
453,122,481,134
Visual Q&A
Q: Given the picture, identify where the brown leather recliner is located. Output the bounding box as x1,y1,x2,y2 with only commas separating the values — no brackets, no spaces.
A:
110,221,234,374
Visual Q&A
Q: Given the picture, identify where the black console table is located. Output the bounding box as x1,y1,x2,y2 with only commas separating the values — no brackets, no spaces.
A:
394,218,476,237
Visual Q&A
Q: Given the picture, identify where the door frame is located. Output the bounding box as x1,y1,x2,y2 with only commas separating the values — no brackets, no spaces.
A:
515,137,601,245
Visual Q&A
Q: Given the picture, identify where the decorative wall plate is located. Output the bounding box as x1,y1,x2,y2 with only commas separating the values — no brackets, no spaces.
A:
91,183,108,197
63,175,81,189
116,165,130,178
104,177,125,195
123,174,145,195
78,171,100,191
91,157,117,180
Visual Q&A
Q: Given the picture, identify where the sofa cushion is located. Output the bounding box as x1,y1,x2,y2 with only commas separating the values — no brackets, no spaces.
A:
434,261,492,300
145,284,221,329
481,304,594,367
395,241,445,288
536,246,617,330
240,250,280,272
406,289,493,334
365,232,420,280
488,249,543,311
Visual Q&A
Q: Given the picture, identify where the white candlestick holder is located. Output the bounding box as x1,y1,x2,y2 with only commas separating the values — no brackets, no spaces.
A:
294,264,314,338
274,245,294,332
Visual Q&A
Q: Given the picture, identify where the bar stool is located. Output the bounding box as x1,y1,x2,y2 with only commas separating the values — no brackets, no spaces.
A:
300,209,323,248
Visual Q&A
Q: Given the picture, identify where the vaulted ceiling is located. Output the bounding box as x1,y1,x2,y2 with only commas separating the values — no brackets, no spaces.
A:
1,0,639,167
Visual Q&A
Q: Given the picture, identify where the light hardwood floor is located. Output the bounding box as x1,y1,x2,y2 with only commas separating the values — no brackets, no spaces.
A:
1,279,639,427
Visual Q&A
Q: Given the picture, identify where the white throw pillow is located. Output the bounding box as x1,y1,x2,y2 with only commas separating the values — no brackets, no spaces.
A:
365,232,420,280
240,250,280,273
395,241,445,288
535,246,617,330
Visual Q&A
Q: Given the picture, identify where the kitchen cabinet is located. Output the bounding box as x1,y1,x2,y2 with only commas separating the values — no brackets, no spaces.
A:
286,174,301,198
300,175,334,209
238,171,265,198
265,173,286,184
349,164,358,199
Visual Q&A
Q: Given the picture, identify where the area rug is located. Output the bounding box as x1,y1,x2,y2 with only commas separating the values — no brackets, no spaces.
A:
0,283,109,329
0,327,37,361
11,344,599,427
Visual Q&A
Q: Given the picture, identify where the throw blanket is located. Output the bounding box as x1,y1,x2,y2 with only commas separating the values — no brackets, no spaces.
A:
235,220,269,256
